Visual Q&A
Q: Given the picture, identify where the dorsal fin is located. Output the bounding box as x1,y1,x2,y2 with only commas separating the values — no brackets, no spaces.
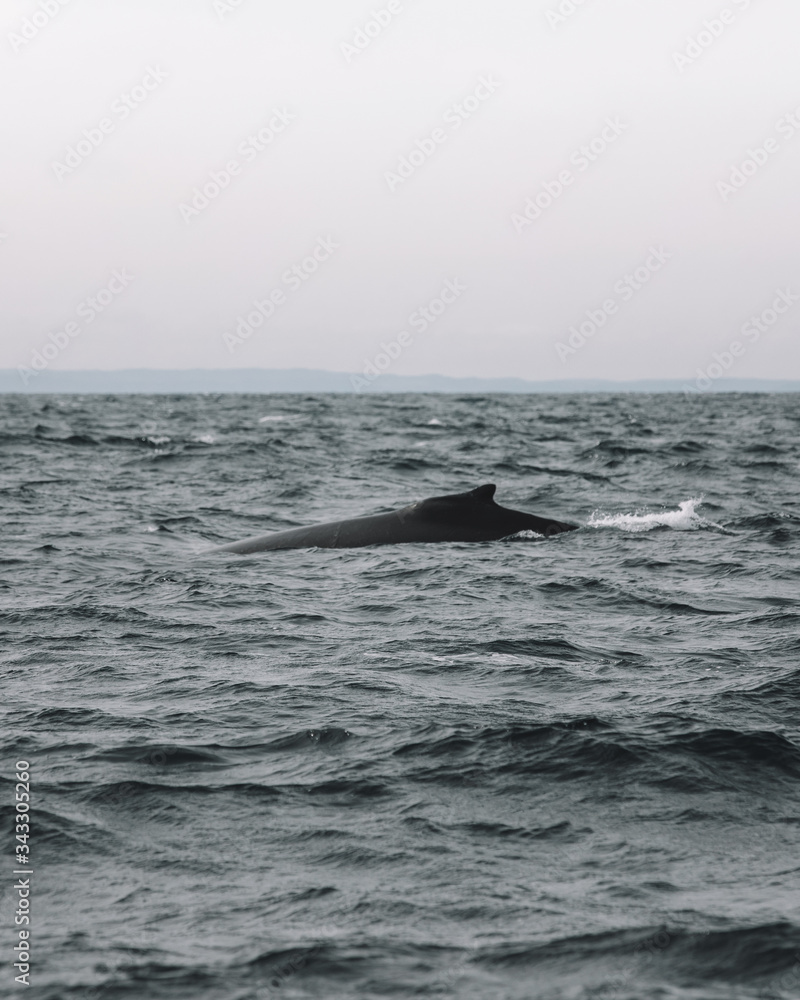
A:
469,484,496,503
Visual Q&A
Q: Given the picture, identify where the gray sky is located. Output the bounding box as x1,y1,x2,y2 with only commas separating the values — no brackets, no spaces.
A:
2,0,799,383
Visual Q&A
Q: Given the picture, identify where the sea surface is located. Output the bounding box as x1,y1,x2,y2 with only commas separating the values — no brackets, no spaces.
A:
2,391,799,1000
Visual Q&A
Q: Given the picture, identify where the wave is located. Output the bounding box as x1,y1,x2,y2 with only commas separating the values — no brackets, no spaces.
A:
451,818,582,842
588,498,717,532
89,744,229,765
475,921,800,985
729,512,800,530
391,719,800,790
31,922,800,998
103,434,172,448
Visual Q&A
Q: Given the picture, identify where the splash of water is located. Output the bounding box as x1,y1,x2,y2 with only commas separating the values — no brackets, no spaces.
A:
588,498,709,532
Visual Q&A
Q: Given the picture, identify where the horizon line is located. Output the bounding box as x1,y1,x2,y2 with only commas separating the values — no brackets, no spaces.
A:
2,367,800,394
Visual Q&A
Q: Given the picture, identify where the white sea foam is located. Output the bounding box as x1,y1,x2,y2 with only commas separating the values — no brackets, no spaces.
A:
258,415,289,423
588,498,710,532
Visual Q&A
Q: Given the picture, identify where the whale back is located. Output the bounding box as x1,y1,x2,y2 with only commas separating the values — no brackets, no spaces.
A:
213,483,577,554
412,484,572,537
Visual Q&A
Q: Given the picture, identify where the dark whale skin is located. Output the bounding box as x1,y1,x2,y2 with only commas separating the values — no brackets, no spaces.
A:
213,484,578,555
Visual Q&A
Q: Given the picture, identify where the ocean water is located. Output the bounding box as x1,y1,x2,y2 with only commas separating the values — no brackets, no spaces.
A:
2,391,799,1000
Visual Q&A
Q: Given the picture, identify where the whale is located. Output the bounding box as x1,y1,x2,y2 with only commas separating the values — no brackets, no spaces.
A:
213,484,578,554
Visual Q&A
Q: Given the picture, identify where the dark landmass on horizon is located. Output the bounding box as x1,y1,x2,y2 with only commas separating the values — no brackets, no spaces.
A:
2,368,800,394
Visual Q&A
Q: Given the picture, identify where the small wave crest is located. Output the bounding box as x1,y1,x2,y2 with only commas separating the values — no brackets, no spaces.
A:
505,529,544,541
588,498,713,533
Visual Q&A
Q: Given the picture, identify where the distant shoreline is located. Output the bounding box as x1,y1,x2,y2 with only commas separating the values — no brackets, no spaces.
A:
1,368,799,394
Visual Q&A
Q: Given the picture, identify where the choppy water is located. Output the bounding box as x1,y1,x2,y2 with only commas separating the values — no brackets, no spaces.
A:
2,391,800,1000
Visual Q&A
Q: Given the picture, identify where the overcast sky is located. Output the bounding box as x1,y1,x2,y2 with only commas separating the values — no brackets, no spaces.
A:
2,0,799,382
